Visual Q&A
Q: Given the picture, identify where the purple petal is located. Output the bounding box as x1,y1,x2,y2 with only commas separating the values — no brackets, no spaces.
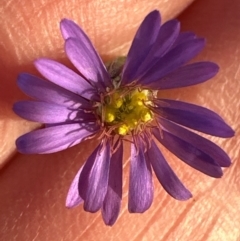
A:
128,139,153,213
61,19,112,88
65,38,112,90
135,19,180,78
102,140,123,226
78,140,111,213
60,18,91,41
121,10,161,85
13,101,95,124
171,31,196,48
34,58,99,101
146,139,192,200
149,19,180,58
16,122,99,154
17,73,92,109
148,61,219,89
66,165,84,208
139,38,205,86
158,118,232,167
152,127,223,178
153,99,234,137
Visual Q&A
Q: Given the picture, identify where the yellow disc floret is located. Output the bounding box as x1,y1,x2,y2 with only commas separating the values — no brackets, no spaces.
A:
117,124,129,135
105,107,115,123
141,109,152,122
102,89,153,135
131,90,148,106
112,93,123,108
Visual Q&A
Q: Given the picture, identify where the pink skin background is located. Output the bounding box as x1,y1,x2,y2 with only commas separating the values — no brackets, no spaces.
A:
0,0,239,240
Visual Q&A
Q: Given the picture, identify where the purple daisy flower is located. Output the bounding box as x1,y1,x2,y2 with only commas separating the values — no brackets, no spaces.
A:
13,10,234,226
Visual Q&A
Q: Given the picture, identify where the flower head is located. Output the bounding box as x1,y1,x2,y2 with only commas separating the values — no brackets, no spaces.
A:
14,10,234,226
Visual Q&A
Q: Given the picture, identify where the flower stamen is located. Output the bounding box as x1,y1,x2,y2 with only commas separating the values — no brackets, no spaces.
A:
98,87,154,137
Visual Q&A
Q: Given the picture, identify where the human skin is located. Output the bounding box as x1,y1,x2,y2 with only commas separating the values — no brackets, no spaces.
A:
0,0,239,240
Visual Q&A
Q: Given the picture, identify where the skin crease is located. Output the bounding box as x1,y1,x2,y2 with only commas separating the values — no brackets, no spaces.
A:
0,0,239,241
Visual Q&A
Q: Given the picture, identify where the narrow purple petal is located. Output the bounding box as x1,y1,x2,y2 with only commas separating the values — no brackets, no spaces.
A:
153,99,235,137
78,140,111,213
61,18,92,42
149,19,180,58
171,31,196,48
128,139,153,213
34,58,99,101
152,127,223,178
13,101,95,124
102,140,123,226
60,19,112,88
148,62,219,89
146,139,192,200
66,165,84,208
17,73,92,109
65,38,112,90
158,118,232,167
121,10,161,84
139,38,205,86
135,19,180,78
16,122,99,154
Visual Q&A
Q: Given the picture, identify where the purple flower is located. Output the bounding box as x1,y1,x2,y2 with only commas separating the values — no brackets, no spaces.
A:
13,10,234,226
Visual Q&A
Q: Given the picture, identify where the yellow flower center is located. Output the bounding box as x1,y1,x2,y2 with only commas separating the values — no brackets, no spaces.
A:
102,89,153,135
